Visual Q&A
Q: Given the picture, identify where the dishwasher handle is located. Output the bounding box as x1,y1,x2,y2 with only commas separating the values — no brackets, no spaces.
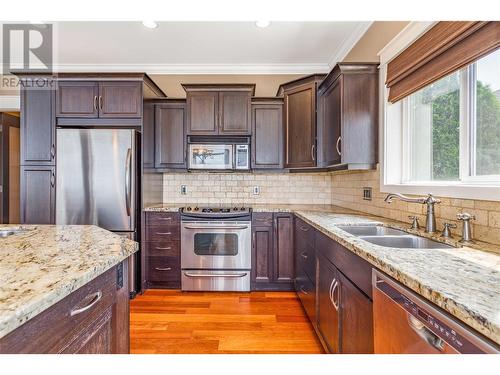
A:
407,315,444,352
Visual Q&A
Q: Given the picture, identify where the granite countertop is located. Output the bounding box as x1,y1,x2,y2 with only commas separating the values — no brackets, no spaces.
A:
144,203,500,345
293,210,500,346
0,225,138,339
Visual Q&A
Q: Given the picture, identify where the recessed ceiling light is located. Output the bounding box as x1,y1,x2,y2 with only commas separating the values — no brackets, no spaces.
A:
255,21,271,28
142,21,158,29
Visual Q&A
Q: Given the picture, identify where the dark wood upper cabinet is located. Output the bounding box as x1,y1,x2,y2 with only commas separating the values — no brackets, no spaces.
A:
219,91,251,134
20,165,55,224
186,91,218,134
278,75,325,169
183,84,255,135
56,81,99,118
21,88,56,166
155,102,186,169
98,82,142,118
56,80,143,119
142,101,155,169
251,99,283,169
317,63,378,170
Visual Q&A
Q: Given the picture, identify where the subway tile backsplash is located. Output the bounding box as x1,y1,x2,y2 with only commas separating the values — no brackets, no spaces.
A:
162,172,332,205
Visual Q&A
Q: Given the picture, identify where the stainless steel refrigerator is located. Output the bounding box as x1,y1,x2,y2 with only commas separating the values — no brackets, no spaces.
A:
56,128,139,297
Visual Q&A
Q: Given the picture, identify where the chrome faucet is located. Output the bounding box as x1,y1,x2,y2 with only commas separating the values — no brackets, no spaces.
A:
384,193,441,233
457,213,475,243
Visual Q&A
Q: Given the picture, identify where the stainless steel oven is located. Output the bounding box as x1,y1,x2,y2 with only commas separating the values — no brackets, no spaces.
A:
180,207,252,291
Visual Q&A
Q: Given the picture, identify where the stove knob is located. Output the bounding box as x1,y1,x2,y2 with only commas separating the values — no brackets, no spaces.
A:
240,207,245,211
194,207,199,211
186,207,192,211
233,207,238,211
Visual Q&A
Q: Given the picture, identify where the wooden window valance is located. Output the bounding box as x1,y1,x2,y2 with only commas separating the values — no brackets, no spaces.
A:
386,21,500,103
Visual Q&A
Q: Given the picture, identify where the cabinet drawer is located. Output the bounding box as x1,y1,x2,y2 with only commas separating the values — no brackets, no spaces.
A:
146,225,181,242
145,241,180,257
146,212,180,226
295,217,314,246
147,256,181,283
295,244,316,283
0,266,117,353
315,231,372,299
252,212,273,227
295,271,316,324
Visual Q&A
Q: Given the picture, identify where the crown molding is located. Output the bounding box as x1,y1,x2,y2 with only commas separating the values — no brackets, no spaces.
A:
328,21,373,68
48,63,331,75
0,95,20,111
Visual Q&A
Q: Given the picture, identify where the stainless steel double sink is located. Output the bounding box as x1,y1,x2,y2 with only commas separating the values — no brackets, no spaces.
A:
336,225,454,249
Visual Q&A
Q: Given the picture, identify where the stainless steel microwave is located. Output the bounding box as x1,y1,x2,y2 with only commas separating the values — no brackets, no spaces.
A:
188,143,250,170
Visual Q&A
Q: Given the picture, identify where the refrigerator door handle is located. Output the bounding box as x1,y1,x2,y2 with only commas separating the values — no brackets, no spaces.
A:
125,148,132,217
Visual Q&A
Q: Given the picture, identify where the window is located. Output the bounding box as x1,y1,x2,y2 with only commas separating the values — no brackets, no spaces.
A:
402,49,500,185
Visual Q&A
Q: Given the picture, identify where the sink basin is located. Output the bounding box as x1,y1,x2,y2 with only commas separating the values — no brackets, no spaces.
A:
359,235,454,249
337,225,407,237
0,227,31,238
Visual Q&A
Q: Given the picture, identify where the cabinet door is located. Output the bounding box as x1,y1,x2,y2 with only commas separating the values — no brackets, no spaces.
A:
339,272,374,354
61,308,113,354
251,225,273,287
219,91,251,134
284,83,317,168
155,103,186,169
21,88,56,165
142,101,155,169
274,213,294,283
56,81,99,118
320,77,342,166
252,104,283,169
20,165,55,224
98,82,142,118
186,92,219,135
317,255,340,353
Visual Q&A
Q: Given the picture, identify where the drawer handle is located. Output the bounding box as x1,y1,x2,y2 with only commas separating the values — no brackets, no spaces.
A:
299,226,309,232
299,285,309,295
154,267,172,271
155,246,172,250
158,217,173,221
184,272,247,278
70,291,102,316
155,232,172,235
300,252,308,259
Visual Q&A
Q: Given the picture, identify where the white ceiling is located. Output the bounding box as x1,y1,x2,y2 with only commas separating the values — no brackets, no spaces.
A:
50,21,371,74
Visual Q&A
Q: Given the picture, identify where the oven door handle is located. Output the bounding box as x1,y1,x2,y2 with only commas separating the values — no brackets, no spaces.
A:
184,272,248,278
183,225,249,230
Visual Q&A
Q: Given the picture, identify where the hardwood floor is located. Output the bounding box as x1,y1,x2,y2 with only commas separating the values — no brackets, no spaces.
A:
130,290,324,354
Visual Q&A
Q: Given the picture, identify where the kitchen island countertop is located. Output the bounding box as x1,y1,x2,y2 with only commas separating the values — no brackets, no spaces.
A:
0,225,138,339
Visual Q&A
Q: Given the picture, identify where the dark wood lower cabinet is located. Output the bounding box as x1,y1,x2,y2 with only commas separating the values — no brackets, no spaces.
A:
317,254,341,354
251,213,294,291
144,212,181,289
0,259,130,354
294,215,374,354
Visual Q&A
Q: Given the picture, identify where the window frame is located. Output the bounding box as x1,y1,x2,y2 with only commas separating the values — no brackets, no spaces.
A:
380,47,500,202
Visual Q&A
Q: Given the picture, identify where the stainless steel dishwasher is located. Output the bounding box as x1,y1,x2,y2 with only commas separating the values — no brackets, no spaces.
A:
372,270,499,354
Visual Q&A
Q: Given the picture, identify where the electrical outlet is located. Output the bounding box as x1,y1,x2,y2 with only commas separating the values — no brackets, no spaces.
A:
253,186,260,195
363,187,372,200
180,185,187,195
